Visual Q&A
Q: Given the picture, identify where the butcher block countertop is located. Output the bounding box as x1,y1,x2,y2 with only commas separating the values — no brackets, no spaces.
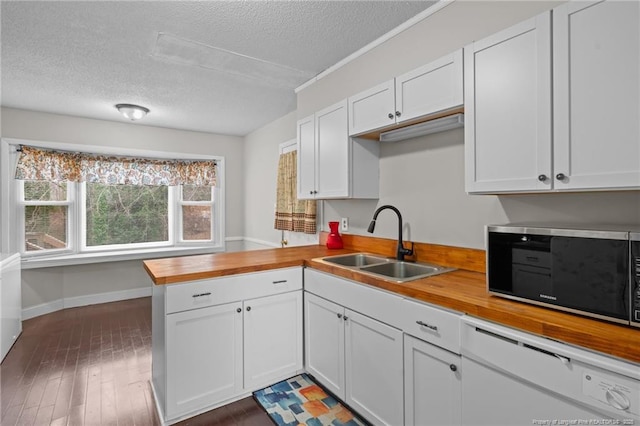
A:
143,241,640,365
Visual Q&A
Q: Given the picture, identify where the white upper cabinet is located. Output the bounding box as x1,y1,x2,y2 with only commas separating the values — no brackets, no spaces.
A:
464,12,552,193
348,49,464,136
297,100,379,200
553,0,640,191
396,50,464,124
315,101,351,198
466,0,640,193
296,114,316,199
348,80,396,136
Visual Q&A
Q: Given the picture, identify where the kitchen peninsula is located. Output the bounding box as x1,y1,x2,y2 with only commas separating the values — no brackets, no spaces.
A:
144,235,639,424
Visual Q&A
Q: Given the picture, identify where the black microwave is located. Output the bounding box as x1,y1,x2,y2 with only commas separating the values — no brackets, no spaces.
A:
487,224,640,328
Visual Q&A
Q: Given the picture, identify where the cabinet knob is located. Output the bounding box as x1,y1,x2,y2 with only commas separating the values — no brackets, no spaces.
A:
538,174,548,182
236,308,241,313
395,111,401,117
388,113,394,119
337,313,342,319
556,173,566,181
449,364,457,372
343,316,348,321
246,306,251,312
309,190,313,195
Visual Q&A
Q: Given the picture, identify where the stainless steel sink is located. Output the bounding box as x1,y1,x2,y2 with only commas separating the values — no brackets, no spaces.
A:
321,253,391,267
318,253,455,283
360,261,455,282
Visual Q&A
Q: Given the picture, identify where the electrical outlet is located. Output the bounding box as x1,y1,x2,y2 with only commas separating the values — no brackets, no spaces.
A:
340,217,348,232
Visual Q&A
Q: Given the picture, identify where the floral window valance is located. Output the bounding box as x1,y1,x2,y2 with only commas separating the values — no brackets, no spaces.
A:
14,145,217,186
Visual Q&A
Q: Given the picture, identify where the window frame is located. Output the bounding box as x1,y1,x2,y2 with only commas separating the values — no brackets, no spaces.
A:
176,185,217,244
18,180,76,258
2,138,226,268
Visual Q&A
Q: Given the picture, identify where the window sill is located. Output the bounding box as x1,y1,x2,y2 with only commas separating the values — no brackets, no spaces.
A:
20,245,225,269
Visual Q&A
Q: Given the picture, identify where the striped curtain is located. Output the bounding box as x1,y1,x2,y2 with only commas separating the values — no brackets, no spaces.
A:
14,145,216,186
274,151,316,234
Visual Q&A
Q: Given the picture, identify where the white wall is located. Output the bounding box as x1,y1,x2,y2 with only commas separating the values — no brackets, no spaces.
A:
1,107,245,312
243,111,295,247
299,0,640,249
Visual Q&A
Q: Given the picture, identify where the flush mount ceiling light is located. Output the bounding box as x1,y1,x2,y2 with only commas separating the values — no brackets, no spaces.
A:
379,113,465,142
115,104,150,121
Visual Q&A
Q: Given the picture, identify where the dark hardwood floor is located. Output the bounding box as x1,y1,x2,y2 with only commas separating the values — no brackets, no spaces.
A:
0,297,273,426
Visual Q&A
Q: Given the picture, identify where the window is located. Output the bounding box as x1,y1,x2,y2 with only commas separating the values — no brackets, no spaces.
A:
18,181,218,257
6,140,224,263
21,181,71,253
180,185,214,242
83,183,171,249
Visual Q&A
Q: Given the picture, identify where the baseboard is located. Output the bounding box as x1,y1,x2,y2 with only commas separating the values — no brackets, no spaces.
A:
242,237,280,248
63,286,151,309
22,286,152,320
22,299,65,321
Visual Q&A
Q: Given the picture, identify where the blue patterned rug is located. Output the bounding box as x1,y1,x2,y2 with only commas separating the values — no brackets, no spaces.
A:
253,374,368,426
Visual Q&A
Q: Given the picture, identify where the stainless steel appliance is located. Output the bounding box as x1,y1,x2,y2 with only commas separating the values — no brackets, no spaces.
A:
487,224,639,327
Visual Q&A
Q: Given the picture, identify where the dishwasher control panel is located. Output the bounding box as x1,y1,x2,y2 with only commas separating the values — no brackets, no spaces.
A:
582,370,639,416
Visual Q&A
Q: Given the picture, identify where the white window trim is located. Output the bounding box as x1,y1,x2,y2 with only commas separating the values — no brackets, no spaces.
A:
1,138,226,269
79,182,176,252
176,185,217,244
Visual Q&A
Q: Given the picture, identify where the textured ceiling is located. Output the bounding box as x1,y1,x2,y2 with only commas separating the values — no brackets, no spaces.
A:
1,1,436,136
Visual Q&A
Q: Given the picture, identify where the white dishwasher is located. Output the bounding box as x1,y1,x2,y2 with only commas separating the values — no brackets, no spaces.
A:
460,316,640,426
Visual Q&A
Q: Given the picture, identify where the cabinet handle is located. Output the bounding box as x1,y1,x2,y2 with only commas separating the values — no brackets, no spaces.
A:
343,316,349,321
416,320,438,331
272,280,287,284
246,306,251,312
449,364,457,372
309,190,313,195
192,292,211,298
556,173,566,181
337,313,343,319
236,308,242,313
313,190,318,194
395,111,401,117
538,174,547,182
388,113,394,119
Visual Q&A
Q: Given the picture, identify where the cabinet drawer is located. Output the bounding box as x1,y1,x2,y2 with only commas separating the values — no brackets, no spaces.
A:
399,298,462,354
166,267,302,314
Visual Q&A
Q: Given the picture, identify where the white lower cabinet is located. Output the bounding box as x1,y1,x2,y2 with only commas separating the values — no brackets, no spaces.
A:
165,302,243,418
304,269,464,426
404,335,461,426
345,310,404,426
304,292,346,397
304,292,404,426
243,291,303,390
152,267,303,423
304,269,406,426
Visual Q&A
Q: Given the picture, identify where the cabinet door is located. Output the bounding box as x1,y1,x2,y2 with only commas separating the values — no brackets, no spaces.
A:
404,335,461,426
0,255,21,363
243,291,303,390
297,114,316,199
396,49,463,123
553,0,640,190
345,309,403,426
348,80,396,136
465,12,552,193
304,292,346,399
166,302,243,419
315,100,350,198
